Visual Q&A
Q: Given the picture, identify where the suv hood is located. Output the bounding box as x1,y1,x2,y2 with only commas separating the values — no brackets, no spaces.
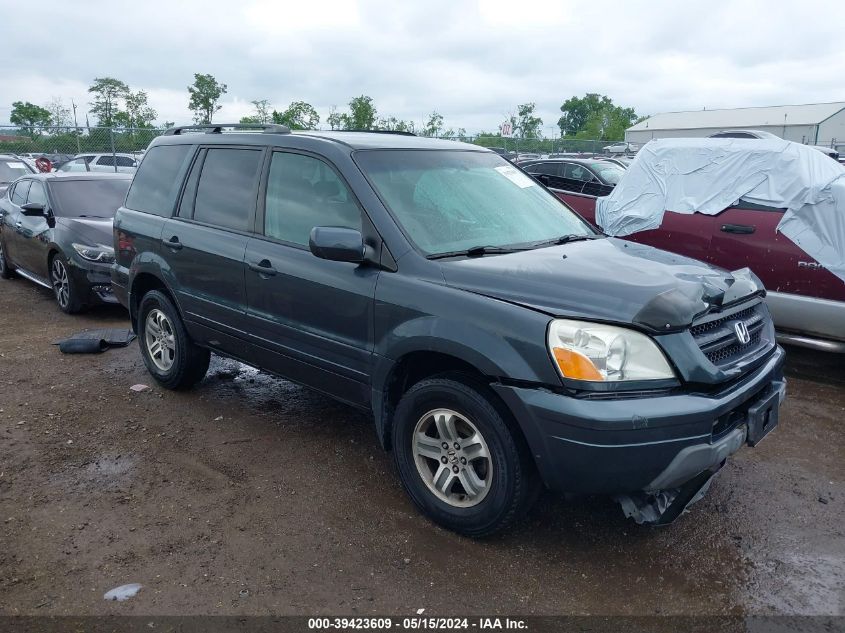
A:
438,238,763,332
56,217,114,247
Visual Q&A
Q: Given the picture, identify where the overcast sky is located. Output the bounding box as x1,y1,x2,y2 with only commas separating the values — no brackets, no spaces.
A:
2,0,844,134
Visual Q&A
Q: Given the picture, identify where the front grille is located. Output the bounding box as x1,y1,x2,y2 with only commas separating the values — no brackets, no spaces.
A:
690,301,769,368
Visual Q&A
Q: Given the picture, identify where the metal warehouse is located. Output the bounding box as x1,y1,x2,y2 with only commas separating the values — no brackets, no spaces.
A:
625,102,845,147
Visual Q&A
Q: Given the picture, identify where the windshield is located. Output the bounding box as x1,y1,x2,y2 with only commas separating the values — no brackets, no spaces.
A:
49,179,130,218
0,159,34,184
588,163,625,184
355,150,594,256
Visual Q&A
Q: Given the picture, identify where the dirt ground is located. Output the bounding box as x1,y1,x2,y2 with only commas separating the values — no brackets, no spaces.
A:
1,276,843,617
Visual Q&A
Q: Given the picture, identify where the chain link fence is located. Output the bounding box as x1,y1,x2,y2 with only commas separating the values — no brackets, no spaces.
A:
0,124,620,171
0,125,165,170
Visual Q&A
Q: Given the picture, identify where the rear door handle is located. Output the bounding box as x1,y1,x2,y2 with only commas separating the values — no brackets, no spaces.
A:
248,259,277,276
720,224,755,234
162,236,183,250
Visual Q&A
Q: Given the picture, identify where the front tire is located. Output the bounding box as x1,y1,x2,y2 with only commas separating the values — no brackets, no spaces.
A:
50,252,83,313
393,374,539,537
137,290,210,390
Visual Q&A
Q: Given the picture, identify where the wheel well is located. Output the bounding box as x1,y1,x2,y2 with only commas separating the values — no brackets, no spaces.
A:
129,273,171,329
382,351,501,450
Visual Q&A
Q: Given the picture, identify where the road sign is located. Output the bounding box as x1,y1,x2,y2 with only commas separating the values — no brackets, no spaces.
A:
500,121,513,138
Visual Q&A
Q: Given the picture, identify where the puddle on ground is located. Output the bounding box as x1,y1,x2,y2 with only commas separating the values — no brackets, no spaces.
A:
85,454,136,477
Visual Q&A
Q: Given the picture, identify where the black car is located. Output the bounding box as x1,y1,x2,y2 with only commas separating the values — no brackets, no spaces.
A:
521,158,626,197
112,124,785,536
0,172,131,313
0,154,36,197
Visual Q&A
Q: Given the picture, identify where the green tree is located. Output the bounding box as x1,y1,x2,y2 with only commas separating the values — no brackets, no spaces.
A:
44,97,70,130
345,95,377,130
421,111,444,137
377,116,414,132
558,93,637,139
514,103,542,139
88,77,130,127
325,106,343,130
187,73,228,124
10,101,52,138
272,101,320,130
240,99,271,125
124,90,158,128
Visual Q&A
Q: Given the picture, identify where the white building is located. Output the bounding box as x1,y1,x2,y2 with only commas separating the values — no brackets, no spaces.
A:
626,102,845,148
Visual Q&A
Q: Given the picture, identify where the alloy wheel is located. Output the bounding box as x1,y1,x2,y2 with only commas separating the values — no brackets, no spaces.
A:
144,309,177,371
412,408,493,507
51,258,70,308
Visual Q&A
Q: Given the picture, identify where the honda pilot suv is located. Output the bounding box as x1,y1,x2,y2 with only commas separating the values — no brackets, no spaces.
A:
113,124,786,536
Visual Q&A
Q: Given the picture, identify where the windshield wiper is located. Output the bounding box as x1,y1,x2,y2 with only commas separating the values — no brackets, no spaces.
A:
427,245,531,260
529,233,602,248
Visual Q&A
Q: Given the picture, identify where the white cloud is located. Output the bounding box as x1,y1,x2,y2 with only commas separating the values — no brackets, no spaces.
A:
1,0,844,133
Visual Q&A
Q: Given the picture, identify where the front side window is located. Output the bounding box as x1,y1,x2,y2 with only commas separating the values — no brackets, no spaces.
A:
125,144,193,217
355,150,593,256
27,182,48,206
564,163,594,182
192,148,263,232
264,152,361,246
115,156,137,167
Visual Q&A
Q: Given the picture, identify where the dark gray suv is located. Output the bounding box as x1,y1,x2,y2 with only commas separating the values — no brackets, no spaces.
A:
113,124,786,536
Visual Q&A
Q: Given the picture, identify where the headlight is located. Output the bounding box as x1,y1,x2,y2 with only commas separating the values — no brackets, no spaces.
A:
547,319,675,382
72,243,115,263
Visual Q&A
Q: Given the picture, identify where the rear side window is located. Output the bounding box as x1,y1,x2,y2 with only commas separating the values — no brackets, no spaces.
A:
192,148,263,232
125,145,193,217
264,152,361,246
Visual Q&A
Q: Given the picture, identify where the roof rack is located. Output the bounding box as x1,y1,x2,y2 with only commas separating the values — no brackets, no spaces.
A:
163,123,291,136
339,129,417,136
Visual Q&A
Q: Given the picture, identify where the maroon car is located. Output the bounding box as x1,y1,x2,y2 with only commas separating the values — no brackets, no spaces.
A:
524,159,845,353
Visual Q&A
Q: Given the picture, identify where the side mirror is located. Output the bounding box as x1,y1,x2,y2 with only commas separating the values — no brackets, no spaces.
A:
20,202,46,217
309,226,365,263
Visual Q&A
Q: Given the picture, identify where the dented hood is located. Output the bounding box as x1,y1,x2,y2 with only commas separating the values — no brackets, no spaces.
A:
438,238,763,331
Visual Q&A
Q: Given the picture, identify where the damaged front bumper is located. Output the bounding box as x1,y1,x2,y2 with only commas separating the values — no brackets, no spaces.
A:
492,346,786,524
617,379,785,525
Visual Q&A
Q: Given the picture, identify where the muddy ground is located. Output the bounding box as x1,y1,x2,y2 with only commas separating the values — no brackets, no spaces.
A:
0,276,843,617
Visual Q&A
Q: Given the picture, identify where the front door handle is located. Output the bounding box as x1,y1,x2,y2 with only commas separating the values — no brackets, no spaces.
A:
720,224,755,234
162,235,183,250
248,259,277,276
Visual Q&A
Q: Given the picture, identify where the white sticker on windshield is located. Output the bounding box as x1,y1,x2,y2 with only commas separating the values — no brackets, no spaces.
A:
7,162,27,169
494,165,536,188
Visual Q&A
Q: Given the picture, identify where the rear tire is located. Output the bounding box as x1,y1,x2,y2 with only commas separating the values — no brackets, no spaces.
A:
393,373,540,537
138,290,210,390
0,236,13,279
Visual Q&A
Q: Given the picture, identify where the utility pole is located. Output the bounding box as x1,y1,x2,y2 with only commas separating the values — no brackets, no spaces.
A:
71,100,81,153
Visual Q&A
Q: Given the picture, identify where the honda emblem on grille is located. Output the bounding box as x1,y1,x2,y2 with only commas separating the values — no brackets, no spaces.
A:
734,321,751,345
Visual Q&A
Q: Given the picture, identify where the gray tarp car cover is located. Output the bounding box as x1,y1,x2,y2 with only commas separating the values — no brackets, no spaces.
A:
595,138,845,283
